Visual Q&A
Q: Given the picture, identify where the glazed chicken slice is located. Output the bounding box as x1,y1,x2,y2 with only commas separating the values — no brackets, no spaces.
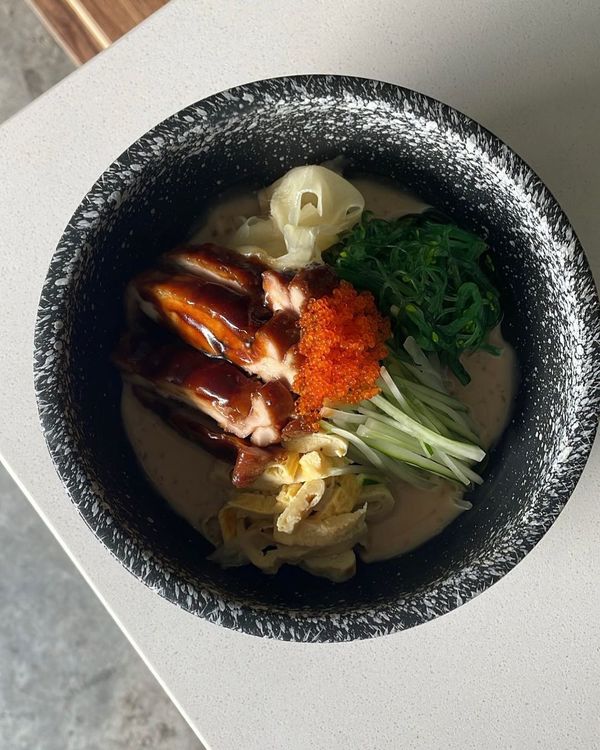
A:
129,245,340,388
163,242,338,315
261,268,294,312
263,264,339,314
252,310,299,381
164,241,295,315
131,269,270,357
130,270,299,386
163,243,267,298
133,387,283,486
114,334,294,446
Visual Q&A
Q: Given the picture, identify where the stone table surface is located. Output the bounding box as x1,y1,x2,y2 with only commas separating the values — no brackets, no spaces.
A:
0,1,599,748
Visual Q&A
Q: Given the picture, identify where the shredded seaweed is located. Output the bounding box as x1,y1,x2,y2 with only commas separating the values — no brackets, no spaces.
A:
327,212,502,384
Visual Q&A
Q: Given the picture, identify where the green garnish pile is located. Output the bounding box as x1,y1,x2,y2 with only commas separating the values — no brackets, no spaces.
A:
328,212,502,384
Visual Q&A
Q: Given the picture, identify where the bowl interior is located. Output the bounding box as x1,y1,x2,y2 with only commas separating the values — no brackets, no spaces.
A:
34,77,600,641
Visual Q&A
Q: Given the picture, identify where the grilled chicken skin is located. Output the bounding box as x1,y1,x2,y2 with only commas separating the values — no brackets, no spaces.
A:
129,245,338,389
163,243,337,315
133,386,283,486
163,243,267,298
114,333,294,447
130,269,300,386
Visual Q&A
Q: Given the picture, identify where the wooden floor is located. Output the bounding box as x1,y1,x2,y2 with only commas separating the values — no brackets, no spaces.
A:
27,0,168,64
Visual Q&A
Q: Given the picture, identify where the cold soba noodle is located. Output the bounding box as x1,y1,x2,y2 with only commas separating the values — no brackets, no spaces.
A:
116,165,517,581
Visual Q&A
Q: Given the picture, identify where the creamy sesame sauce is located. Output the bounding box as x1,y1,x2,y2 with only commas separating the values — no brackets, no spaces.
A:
123,177,517,563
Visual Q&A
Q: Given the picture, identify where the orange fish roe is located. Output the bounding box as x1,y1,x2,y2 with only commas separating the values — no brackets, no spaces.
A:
294,281,390,429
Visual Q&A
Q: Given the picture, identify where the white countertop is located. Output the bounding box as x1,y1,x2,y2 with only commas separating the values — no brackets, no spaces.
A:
1,1,599,747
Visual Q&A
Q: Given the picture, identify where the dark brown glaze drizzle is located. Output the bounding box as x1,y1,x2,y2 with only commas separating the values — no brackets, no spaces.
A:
162,243,337,315
288,264,339,313
119,244,342,450
133,269,270,362
163,243,267,298
133,387,283,487
253,310,300,360
262,268,294,311
262,263,339,315
114,332,294,445
131,265,300,386
281,414,315,439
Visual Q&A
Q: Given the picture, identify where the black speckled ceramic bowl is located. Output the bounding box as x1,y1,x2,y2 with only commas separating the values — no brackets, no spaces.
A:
34,75,600,642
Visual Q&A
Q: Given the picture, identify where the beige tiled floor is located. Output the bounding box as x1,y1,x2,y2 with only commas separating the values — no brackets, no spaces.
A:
0,2,203,748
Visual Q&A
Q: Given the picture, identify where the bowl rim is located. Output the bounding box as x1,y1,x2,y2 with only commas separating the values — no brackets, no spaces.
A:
33,74,600,642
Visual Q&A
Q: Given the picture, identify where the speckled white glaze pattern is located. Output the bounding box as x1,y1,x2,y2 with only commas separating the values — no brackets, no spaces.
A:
33,76,600,642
